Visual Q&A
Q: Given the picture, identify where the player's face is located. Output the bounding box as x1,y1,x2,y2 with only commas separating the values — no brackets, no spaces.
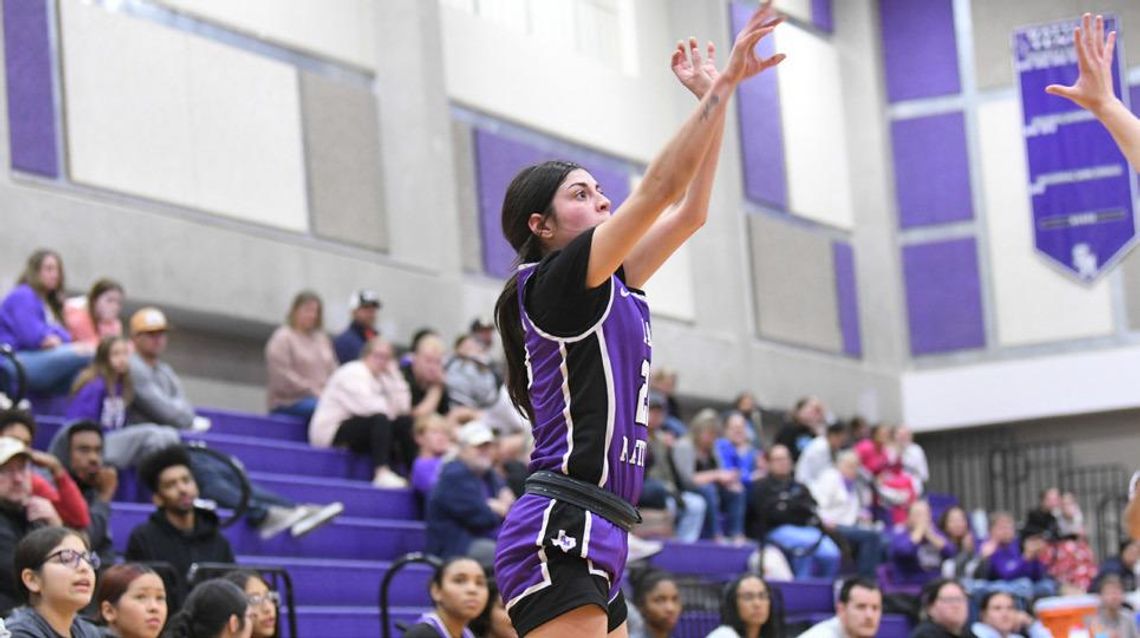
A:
545,169,611,250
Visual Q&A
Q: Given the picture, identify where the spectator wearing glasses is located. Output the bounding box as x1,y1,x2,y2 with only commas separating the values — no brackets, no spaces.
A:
0,438,62,615
5,526,102,638
223,570,279,638
95,563,167,638
706,574,781,638
911,579,973,638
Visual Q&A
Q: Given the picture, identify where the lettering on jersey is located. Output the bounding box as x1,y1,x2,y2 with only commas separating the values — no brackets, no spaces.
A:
551,529,577,553
618,435,646,467
634,359,650,426
643,321,653,348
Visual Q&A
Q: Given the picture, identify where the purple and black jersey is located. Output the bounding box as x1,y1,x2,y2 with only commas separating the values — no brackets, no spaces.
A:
518,242,652,505
495,228,652,625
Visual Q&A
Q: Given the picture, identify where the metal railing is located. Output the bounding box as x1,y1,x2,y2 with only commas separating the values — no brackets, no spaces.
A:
379,553,441,638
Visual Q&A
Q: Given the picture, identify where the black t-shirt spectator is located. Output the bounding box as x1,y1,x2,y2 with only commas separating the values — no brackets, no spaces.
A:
401,362,451,416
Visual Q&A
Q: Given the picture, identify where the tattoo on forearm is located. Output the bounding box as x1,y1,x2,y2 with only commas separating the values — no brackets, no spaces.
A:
701,94,721,121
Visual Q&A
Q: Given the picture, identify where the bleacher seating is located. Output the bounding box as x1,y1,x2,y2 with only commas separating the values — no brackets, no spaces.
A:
28,407,913,636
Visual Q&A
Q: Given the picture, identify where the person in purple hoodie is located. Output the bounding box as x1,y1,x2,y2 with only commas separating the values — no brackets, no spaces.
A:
0,250,92,395
887,500,955,587
971,512,1056,605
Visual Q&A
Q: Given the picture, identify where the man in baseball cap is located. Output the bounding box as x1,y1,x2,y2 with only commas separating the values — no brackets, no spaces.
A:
128,307,211,432
0,436,63,613
333,290,382,364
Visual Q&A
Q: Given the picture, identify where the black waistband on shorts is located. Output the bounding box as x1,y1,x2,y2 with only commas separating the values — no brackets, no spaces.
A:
524,470,641,533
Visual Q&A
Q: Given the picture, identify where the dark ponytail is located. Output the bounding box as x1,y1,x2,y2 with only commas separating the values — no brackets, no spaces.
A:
163,579,247,638
495,160,581,424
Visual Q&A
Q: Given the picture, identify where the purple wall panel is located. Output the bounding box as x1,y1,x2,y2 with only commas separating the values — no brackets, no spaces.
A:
473,127,631,278
811,0,833,33
879,0,961,102
902,238,985,355
1130,84,1140,117
731,1,787,209
832,241,861,357
891,112,973,228
3,0,58,177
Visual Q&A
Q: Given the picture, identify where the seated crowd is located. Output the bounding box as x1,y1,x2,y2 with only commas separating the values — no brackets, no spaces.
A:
0,247,1137,638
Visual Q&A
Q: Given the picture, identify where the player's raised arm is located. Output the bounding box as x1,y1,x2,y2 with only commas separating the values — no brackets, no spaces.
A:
1046,13,1140,171
586,2,784,289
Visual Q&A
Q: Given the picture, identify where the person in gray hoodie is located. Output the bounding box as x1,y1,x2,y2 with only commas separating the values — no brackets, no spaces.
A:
47,422,116,567
4,526,101,638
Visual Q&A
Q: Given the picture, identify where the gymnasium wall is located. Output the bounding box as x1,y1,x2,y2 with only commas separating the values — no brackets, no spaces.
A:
13,0,1140,436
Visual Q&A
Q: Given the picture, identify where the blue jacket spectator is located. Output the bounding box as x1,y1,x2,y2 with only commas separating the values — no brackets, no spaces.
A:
0,250,91,394
333,290,381,364
715,412,759,488
425,422,511,563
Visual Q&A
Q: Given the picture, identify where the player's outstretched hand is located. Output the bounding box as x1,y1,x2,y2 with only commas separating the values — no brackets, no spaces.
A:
1046,13,1118,114
672,37,718,99
721,0,785,86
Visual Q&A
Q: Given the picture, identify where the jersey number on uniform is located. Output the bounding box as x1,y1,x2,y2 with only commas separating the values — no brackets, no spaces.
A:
634,359,650,427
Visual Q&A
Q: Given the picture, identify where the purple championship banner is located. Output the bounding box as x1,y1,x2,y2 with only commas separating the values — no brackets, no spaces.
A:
1013,16,1136,282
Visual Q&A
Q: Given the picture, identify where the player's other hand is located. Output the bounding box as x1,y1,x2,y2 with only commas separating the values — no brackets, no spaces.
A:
1046,13,1119,114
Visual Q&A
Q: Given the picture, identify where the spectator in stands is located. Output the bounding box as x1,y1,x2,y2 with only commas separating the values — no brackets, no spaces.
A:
411,413,454,498
1057,491,1085,538
0,437,62,615
978,512,1055,598
853,424,896,477
425,421,513,565
911,579,971,638
677,408,742,543
795,422,848,487
473,578,516,638
67,336,131,430
95,563,167,638
63,278,124,348
445,334,528,446
265,290,337,422
649,368,683,422
747,444,841,579
402,557,489,638
223,570,278,638
0,410,90,533
938,506,982,580
41,422,115,566
629,569,681,638
888,500,954,588
895,426,929,495
848,417,870,444
858,425,915,525
127,308,212,432
641,397,706,542
5,526,101,638
1093,574,1139,638
732,391,765,447
707,574,780,638
775,397,826,462
1023,487,1097,592
310,336,415,488
798,577,883,638
717,411,760,489
0,249,92,395
402,333,454,420
333,289,381,364
1097,539,1140,591
970,591,1024,638
810,450,881,579
125,446,235,603
162,579,250,638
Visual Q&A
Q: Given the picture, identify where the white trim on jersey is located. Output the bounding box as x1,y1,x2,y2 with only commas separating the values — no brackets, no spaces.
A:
595,328,617,488
519,269,617,344
558,342,574,475
580,510,592,560
588,558,610,583
506,499,557,612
